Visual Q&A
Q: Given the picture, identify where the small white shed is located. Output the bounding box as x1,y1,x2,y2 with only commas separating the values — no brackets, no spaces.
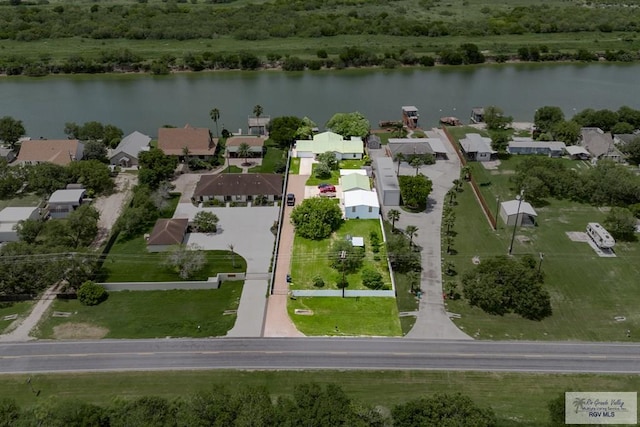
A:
0,207,41,242
500,200,537,227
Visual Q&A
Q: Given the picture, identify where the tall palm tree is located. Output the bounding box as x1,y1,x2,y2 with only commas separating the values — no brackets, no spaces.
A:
228,244,236,268
394,152,405,175
387,209,400,231
405,225,419,246
253,104,263,119
209,108,220,137
237,142,251,166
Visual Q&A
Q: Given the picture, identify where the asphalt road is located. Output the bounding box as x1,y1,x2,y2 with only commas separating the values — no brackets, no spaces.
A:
1,338,640,374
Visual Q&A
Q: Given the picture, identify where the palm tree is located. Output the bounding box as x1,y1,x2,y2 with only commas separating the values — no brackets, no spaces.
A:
405,225,419,246
182,146,190,172
253,104,263,119
394,152,405,175
209,108,220,137
406,270,421,294
237,142,251,166
410,156,424,175
387,209,400,231
228,244,236,268
461,165,471,181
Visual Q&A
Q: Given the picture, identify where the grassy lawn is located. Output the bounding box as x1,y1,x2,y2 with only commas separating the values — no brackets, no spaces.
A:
103,236,246,282
289,297,401,336
290,219,390,291
289,157,300,175
1,370,639,426
443,158,640,341
248,143,285,173
222,165,243,173
0,301,35,334
305,161,364,185
305,165,340,186
34,284,243,339
0,193,43,211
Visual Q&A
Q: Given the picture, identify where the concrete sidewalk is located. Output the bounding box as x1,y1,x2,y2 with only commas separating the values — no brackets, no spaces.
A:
226,279,268,337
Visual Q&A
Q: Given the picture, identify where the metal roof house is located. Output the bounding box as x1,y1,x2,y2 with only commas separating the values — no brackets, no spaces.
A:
373,157,400,206
110,131,152,167
0,206,41,242
295,131,363,160
340,173,370,192
460,133,496,162
507,138,566,157
500,199,537,227
47,189,87,219
344,190,380,219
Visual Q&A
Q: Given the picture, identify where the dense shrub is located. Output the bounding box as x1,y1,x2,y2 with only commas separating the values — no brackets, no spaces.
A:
77,281,108,306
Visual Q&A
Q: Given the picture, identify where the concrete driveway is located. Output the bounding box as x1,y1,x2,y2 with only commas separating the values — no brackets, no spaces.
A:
174,203,279,274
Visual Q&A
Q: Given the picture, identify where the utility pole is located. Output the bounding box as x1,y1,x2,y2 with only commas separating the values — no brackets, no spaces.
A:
537,252,545,276
508,190,524,255
340,250,346,298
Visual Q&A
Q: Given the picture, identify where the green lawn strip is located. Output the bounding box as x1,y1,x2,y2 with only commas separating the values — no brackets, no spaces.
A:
104,236,246,282
1,30,635,63
290,219,390,291
159,193,180,218
394,272,419,313
444,167,640,341
0,193,43,211
339,159,365,169
288,297,401,336
6,369,636,425
289,157,301,175
374,131,394,145
399,316,416,336
305,165,340,186
248,144,285,173
0,301,35,333
34,284,242,339
222,165,243,173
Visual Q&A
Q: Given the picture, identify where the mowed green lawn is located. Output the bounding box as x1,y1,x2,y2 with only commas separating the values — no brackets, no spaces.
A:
290,219,390,291
0,301,35,334
443,159,640,341
289,297,401,336
249,143,285,173
103,236,246,282
3,370,638,426
34,284,243,339
0,193,43,211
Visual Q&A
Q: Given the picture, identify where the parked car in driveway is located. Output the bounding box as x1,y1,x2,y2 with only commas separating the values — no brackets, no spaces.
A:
286,193,295,206
319,185,336,193
317,183,331,189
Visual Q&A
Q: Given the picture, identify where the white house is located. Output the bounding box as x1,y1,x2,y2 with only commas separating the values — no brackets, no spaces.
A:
460,133,496,162
295,131,363,159
344,190,380,219
500,199,537,226
0,206,41,242
47,189,86,219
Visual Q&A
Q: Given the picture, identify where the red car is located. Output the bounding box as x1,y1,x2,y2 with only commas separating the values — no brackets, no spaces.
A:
319,185,336,193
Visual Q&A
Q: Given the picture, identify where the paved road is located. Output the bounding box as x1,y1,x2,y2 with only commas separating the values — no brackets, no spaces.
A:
1,338,639,374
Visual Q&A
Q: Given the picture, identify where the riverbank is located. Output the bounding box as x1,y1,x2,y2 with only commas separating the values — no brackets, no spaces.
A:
1,31,639,77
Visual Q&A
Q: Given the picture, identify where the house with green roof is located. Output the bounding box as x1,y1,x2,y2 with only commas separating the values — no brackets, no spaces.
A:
340,173,370,192
295,131,364,160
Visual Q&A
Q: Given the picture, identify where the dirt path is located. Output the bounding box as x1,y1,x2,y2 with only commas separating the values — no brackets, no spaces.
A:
0,284,60,342
91,173,137,248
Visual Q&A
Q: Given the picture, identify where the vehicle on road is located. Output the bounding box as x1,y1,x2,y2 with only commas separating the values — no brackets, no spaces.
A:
286,193,296,206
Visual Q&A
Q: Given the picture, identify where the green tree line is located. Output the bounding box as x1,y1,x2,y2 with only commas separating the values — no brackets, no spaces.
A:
0,384,499,427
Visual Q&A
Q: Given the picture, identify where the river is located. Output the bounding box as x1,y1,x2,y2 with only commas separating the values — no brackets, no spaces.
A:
1,63,639,139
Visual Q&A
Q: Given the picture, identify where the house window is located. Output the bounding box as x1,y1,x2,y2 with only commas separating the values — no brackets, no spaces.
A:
351,207,356,213
368,206,372,213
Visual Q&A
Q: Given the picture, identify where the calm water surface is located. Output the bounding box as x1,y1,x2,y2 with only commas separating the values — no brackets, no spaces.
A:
1,63,639,138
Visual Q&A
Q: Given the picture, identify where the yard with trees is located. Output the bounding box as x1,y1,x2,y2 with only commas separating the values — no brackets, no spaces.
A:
439,142,640,341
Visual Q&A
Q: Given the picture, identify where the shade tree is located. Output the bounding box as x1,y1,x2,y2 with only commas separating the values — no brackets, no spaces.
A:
290,197,343,240
326,112,370,138
0,116,25,148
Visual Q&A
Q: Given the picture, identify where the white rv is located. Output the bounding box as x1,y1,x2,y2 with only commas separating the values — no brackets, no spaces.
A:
586,223,615,249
